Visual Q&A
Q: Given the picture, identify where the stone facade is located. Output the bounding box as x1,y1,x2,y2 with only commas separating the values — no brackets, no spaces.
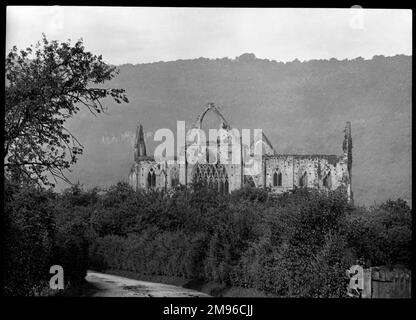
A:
129,103,353,202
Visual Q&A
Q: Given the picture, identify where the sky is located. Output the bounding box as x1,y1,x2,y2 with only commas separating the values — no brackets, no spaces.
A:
6,6,412,65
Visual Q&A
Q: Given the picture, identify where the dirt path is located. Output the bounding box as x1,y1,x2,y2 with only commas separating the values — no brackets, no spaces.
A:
85,271,210,297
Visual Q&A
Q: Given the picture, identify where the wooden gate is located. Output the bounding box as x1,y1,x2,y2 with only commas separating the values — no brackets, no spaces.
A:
347,265,411,298
369,267,411,298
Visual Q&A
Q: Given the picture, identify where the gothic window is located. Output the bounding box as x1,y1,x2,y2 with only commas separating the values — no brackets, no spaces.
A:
299,171,308,188
159,170,166,188
273,169,282,187
224,179,229,193
192,163,229,194
170,167,179,187
147,168,156,188
323,172,332,189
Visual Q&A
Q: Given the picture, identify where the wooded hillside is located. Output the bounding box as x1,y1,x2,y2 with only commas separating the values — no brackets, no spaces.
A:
64,54,412,206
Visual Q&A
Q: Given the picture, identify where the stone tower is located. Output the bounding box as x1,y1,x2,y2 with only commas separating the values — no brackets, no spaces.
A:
343,121,353,203
134,123,147,161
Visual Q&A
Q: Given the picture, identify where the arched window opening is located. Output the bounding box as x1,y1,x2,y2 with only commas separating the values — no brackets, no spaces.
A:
323,172,332,189
273,170,283,187
152,172,156,187
299,171,308,188
147,168,156,188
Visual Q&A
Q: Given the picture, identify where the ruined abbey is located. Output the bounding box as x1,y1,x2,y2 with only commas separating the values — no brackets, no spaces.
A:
129,103,353,202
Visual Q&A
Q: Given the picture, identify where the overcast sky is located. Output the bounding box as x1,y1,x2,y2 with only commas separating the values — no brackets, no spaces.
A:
6,6,412,65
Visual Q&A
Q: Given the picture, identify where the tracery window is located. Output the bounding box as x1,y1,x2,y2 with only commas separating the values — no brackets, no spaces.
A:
192,163,229,194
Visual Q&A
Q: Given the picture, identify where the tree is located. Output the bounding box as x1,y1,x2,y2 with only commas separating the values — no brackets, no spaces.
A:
4,35,129,187
236,53,257,62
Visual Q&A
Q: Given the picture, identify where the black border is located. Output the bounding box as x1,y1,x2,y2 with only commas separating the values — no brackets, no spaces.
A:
2,3,415,319
3,296,415,318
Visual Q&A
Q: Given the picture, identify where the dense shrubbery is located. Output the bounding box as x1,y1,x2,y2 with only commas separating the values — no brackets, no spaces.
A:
3,180,412,297
3,181,94,295
345,199,412,268
3,182,55,295
86,182,411,297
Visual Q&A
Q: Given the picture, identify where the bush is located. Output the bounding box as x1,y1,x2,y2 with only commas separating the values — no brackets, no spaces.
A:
3,181,55,295
85,184,411,297
345,199,411,268
5,180,411,297
3,181,93,295
86,185,358,297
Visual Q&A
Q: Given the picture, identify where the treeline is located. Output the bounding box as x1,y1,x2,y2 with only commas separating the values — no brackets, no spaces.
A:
3,180,412,297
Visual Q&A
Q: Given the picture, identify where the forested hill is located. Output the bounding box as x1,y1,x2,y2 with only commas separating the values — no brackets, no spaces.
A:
63,53,412,207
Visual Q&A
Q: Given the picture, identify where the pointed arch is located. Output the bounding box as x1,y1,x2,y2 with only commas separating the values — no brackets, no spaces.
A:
147,168,156,188
192,103,231,130
299,171,308,188
323,171,332,189
273,168,283,187
158,169,166,189
192,162,229,194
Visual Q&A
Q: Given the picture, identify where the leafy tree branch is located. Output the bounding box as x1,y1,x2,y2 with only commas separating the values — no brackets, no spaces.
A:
5,35,129,187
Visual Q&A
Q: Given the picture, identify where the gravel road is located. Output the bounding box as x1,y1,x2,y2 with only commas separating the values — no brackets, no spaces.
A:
85,271,210,297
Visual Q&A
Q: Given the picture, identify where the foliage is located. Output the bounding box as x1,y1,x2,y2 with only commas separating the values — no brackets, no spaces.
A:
3,180,55,295
51,184,98,284
4,35,128,186
4,180,411,297
345,199,412,267
230,185,269,203
3,180,93,295
85,183,411,297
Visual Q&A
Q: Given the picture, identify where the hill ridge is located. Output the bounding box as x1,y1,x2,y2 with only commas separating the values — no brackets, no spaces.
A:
64,54,412,207
115,53,411,68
